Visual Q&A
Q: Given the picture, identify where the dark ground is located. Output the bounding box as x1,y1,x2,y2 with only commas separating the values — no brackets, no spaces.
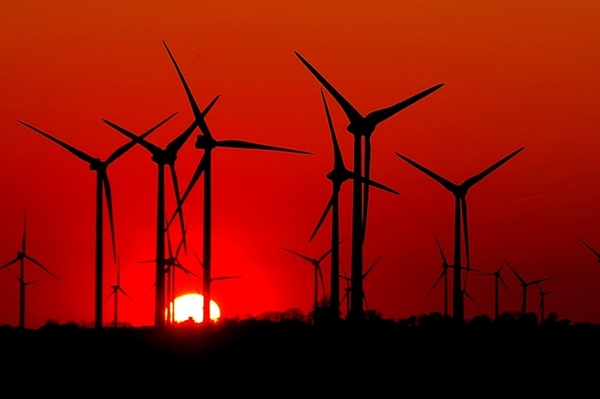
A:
1,313,599,394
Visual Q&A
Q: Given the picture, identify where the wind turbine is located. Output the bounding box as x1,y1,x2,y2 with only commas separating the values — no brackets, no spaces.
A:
103,100,219,327
0,213,59,328
104,256,134,328
475,259,514,319
19,114,175,328
395,147,524,321
294,51,443,320
162,41,311,324
535,282,562,323
425,230,451,317
280,246,331,315
575,236,600,264
309,90,398,320
505,261,554,316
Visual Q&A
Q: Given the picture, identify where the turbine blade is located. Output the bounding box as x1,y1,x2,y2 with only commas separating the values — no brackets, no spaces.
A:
363,256,381,280
1,257,20,270
168,163,187,254
166,121,197,154
280,247,315,264
462,147,524,190
193,250,204,270
18,121,96,164
461,198,470,270
162,40,213,139
217,139,311,155
395,152,457,193
575,236,600,260
165,218,174,259
308,192,336,242
530,276,556,285
105,112,178,164
102,120,162,156
317,265,326,295
431,229,449,267
505,261,526,285
499,275,514,299
213,275,243,281
294,52,363,123
317,246,334,263
119,288,135,302
365,84,444,126
104,290,115,303
24,255,59,281
320,89,345,171
101,171,117,263
425,270,445,299
464,290,484,310
167,154,208,229
353,173,400,195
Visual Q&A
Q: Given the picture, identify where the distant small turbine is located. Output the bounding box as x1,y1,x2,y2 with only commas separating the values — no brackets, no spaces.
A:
280,246,331,315
395,147,524,321
0,213,59,328
104,256,134,328
535,282,562,323
474,253,514,319
505,261,554,315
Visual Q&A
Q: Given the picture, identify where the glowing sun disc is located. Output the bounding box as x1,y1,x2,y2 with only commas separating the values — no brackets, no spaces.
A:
168,293,221,323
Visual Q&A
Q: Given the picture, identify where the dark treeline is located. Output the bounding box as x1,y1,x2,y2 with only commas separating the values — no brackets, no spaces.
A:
1,312,598,393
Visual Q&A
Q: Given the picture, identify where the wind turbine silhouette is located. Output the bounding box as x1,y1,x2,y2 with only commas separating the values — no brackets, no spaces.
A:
505,261,554,316
162,41,311,324
0,213,59,328
575,236,600,263
425,230,451,317
103,102,219,327
309,90,398,320
395,147,524,321
104,256,133,328
294,51,443,320
477,259,514,319
280,246,331,315
20,114,175,328
535,282,562,323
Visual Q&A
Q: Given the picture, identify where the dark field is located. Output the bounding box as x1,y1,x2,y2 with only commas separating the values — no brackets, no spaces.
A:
2,314,599,394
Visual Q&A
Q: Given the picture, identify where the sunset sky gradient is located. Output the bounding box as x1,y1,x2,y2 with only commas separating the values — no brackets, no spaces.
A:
1,1,599,327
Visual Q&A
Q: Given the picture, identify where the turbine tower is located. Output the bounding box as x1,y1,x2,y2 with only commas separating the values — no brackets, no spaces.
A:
0,213,59,328
294,51,443,320
476,257,513,319
395,147,524,321
162,41,311,324
19,115,174,328
309,90,398,321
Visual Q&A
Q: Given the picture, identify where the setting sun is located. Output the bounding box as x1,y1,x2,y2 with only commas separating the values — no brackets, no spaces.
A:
168,294,221,323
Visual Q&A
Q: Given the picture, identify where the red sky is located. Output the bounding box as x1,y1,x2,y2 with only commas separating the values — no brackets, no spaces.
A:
1,1,599,327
